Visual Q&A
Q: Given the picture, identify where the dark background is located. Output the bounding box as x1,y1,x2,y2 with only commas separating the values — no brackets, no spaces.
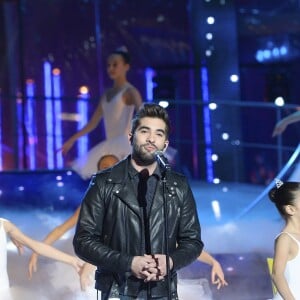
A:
1,0,300,183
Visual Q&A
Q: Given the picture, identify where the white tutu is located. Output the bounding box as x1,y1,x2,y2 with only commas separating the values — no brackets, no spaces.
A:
72,134,131,180
0,218,11,300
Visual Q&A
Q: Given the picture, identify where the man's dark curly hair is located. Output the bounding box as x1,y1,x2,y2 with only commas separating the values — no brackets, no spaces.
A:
131,103,170,138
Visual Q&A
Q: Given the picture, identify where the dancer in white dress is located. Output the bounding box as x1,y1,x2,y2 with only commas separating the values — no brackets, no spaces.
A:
60,47,142,179
0,218,83,300
272,232,300,300
0,218,10,298
268,180,300,299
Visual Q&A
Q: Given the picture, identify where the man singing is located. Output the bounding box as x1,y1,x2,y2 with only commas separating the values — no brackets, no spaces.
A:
73,103,203,299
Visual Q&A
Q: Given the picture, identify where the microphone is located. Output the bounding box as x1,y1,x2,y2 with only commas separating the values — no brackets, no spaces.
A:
154,151,171,171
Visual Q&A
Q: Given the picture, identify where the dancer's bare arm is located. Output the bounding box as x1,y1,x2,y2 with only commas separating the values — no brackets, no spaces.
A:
272,111,300,137
197,250,228,289
28,207,81,273
59,97,104,155
4,219,83,278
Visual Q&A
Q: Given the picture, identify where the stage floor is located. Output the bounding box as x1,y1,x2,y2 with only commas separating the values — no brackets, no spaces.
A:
0,170,281,299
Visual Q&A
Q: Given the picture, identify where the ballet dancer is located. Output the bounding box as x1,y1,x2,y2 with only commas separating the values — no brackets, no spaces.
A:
60,46,142,179
268,179,300,299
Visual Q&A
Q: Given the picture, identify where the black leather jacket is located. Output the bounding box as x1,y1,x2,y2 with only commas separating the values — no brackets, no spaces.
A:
73,156,203,298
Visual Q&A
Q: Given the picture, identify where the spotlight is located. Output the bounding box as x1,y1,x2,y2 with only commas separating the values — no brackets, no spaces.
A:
158,100,169,108
206,33,213,40
205,49,212,57
211,200,221,220
211,154,218,161
263,49,271,59
222,132,229,140
230,74,239,82
274,97,285,106
208,102,217,110
79,86,89,96
213,178,220,184
207,16,215,25
280,46,287,55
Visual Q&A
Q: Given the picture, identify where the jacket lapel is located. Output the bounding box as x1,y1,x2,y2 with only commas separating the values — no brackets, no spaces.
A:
114,181,141,216
150,181,164,213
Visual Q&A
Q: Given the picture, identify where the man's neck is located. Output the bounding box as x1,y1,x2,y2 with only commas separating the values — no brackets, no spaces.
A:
130,158,157,175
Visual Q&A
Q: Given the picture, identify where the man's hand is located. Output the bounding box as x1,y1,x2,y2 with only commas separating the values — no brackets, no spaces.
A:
131,254,173,282
131,255,157,280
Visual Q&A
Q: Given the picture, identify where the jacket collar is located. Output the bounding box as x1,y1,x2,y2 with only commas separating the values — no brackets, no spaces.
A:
106,156,141,216
107,154,178,197
108,155,162,182
107,155,131,184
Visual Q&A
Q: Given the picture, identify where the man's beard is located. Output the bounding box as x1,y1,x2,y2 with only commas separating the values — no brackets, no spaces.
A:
132,143,156,166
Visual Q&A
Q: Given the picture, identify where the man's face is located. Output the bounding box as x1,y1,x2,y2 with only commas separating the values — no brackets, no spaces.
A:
131,117,169,166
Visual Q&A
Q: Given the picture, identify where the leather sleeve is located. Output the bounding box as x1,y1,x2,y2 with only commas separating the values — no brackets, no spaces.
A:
169,175,204,271
73,175,133,274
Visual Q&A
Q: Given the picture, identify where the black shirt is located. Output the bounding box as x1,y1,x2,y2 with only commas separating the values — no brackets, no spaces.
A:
128,161,161,215
128,161,161,254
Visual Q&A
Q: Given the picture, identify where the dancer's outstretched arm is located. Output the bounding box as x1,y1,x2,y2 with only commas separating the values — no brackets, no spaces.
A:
27,207,97,291
79,263,97,291
197,250,228,289
3,219,83,278
28,206,81,274
272,111,300,137
59,99,104,155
